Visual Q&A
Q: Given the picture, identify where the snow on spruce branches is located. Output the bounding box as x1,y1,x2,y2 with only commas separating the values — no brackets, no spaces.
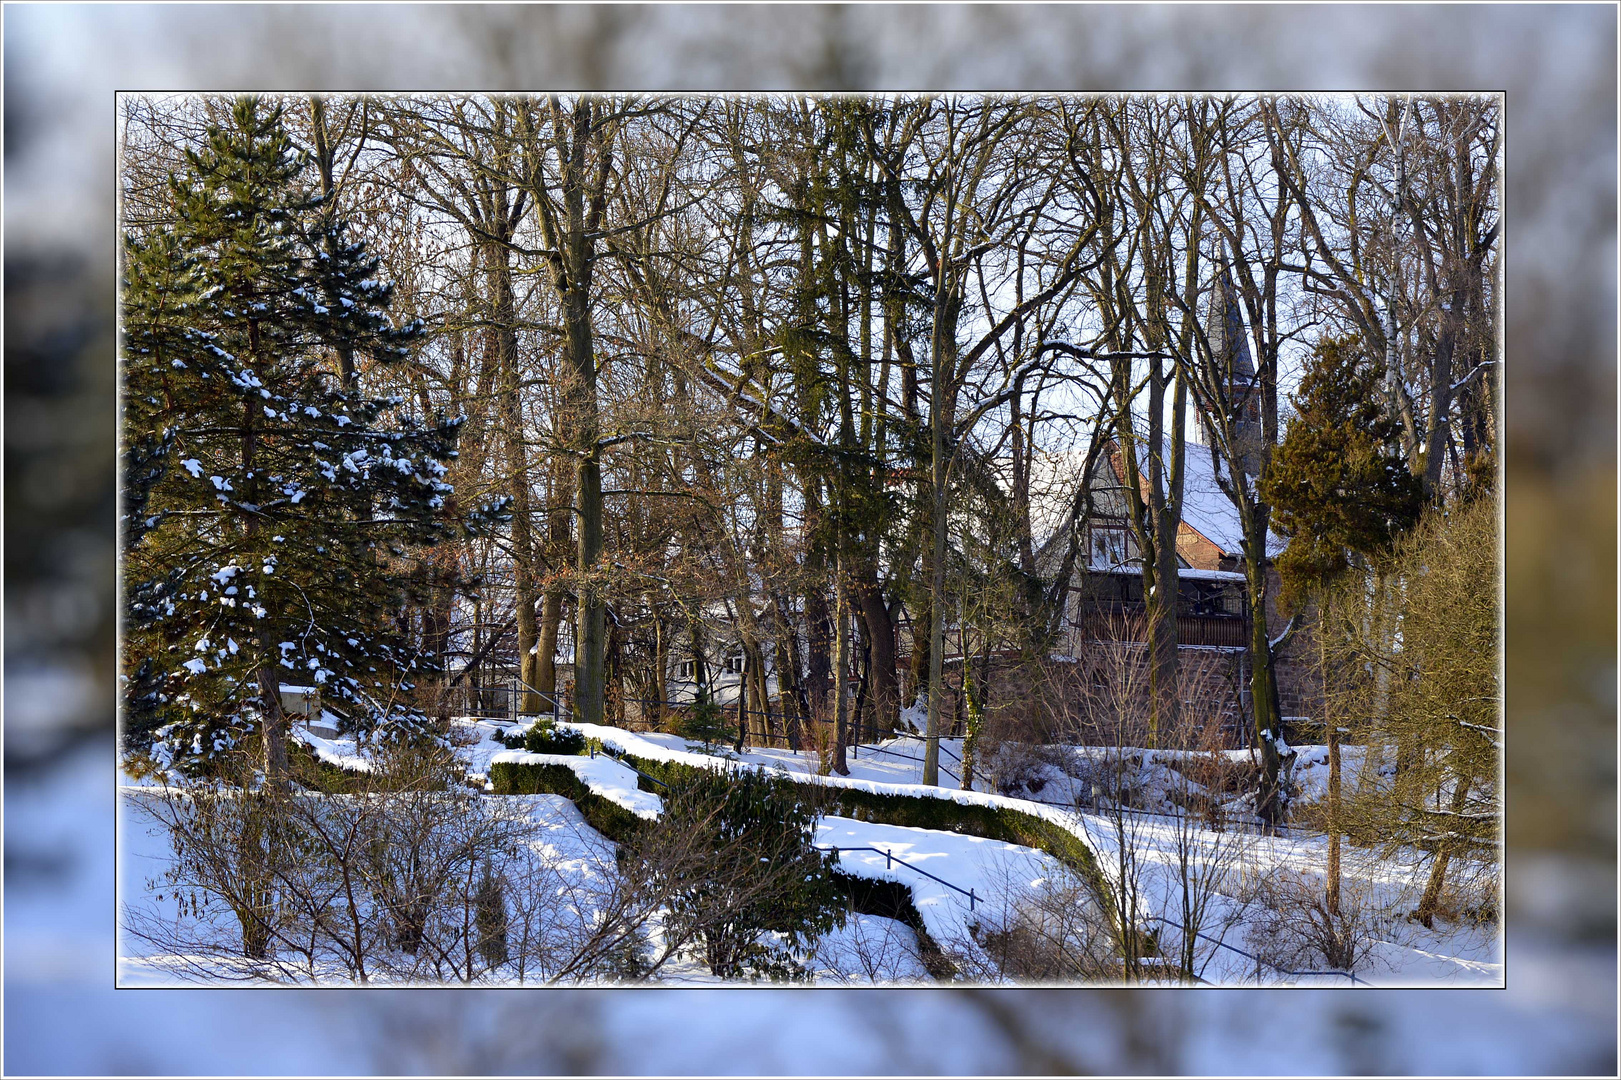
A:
121,97,502,780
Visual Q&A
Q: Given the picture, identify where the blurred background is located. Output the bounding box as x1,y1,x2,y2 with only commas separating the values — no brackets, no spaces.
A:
4,4,1614,1074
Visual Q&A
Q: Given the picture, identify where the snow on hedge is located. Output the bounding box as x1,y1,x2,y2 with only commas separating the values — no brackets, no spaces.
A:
488,750,664,820
816,814,1060,962
557,723,1128,869
564,722,1108,840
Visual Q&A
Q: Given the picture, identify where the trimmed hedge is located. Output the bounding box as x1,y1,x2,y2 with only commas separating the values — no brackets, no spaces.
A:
487,755,962,979
496,720,588,755
525,722,587,755
601,748,1108,900
487,760,647,842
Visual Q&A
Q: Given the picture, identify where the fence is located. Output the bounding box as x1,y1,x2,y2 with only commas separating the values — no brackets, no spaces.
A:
1019,795,1313,839
844,741,961,786
444,676,563,723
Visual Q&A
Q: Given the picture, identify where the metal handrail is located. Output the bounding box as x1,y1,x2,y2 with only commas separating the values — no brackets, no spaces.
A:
1143,914,1367,985
887,733,964,765
846,743,962,785
818,844,978,912
588,742,670,791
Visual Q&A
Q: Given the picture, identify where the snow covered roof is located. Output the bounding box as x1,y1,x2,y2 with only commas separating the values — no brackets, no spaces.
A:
1135,438,1287,560
1176,566,1249,582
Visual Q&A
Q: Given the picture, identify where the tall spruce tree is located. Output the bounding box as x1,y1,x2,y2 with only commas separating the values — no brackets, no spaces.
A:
1262,335,1423,612
121,97,484,784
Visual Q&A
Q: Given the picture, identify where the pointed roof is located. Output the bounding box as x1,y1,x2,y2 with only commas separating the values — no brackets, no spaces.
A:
1208,262,1255,384
1127,437,1287,560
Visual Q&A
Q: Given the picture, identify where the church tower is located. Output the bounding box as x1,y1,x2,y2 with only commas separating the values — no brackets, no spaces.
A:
1200,263,1264,476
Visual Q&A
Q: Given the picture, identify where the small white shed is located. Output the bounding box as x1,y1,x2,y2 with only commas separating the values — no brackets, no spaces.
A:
280,684,341,738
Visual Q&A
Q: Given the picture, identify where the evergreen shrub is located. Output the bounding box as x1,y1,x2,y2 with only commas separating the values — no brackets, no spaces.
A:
631,766,843,980
522,720,587,756
674,693,732,750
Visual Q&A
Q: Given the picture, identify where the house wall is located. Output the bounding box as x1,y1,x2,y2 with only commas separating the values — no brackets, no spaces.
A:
1175,525,1228,572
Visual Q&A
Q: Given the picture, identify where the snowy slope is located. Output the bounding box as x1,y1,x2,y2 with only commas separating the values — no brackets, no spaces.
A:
816,814,1061,971
547,725,1500,987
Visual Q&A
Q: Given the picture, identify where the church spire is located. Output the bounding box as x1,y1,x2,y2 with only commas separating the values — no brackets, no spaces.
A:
1202,260,1264,475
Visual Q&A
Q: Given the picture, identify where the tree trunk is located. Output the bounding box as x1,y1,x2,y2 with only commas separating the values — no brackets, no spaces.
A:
771,592,806,751
747,641,771,744
803,535,833,724
1414,773,1471,928
923,466,948,786
1327,723,1342,916
852,566,898,736
1246,531,1286,828
488,238,542,714
831,560,851,775
652,610,669,729
733,642,748,754
563,115,607,729
534,458,572,699
923,282,961,787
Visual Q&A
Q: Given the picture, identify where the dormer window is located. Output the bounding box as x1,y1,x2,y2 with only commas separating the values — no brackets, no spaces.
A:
1090,527,1129,569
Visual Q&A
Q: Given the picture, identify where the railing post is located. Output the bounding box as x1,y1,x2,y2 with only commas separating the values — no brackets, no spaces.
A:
885,848,891,869
969,888,976,912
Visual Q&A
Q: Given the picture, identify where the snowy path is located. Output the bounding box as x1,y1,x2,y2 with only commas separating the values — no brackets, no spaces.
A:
487,749,665,819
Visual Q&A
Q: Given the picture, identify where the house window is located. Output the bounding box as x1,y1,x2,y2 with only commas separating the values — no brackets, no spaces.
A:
724,652,747,675
678,659,696,680
1090,527,1129,569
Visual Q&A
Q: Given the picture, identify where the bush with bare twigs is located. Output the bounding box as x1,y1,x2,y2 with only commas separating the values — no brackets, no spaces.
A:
124,742,726,984
1240,865,1388,978
955,860,1120,983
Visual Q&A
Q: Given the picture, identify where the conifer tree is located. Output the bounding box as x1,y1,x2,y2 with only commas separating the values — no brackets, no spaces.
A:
1262,335,1424,613
121,97,490,784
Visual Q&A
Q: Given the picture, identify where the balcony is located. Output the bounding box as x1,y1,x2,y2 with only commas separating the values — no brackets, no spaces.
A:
1069,606,1249,649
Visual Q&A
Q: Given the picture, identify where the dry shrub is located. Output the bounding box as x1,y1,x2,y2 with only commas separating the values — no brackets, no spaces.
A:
809,914,927,984
804,718,836,775
1421,858,1500,926
949,859,1118,983
124,740,709,984
1242,866,1388,977
988,741,1072,799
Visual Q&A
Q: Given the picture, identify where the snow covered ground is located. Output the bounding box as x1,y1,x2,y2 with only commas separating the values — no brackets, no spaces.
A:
118,786,626,985
118,718,1501,988
535,722,1501,987
20,736,1598,1070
